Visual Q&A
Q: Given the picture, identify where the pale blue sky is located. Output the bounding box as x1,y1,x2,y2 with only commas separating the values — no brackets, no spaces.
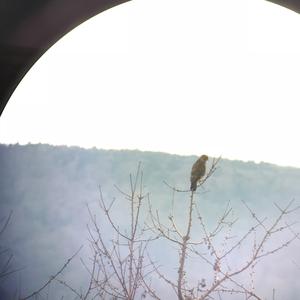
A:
1,0,300,167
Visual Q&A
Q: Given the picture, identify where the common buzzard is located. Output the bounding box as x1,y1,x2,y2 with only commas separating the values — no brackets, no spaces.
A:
190,155,208,191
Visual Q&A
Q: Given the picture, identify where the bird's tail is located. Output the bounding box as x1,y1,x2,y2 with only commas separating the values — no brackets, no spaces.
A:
190,181,197,191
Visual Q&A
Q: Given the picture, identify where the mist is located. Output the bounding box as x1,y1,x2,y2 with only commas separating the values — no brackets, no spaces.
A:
0,143,299,299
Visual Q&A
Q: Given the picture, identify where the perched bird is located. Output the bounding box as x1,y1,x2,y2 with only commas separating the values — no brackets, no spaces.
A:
190,155,208,191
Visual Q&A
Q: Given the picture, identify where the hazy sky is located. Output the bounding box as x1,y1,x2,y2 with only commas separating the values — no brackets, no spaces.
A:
1,0,300,167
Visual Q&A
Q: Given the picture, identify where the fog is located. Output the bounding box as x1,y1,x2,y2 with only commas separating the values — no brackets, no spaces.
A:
0,143,299,299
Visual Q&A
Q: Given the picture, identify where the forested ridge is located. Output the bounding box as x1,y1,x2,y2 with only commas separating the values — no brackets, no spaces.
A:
0,143,299,299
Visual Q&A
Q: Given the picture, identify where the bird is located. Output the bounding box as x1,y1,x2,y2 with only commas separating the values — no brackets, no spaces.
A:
190,155,208,191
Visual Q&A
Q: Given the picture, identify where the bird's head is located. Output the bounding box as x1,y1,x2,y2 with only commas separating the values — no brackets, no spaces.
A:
200,154,209,162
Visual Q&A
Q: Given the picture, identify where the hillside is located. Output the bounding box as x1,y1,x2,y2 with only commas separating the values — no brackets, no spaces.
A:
0,143,299,299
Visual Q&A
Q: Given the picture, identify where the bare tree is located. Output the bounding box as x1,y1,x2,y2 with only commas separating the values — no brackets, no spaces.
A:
57,163,160,299
17,160,300,299
147,158,299,300
0,211,14,282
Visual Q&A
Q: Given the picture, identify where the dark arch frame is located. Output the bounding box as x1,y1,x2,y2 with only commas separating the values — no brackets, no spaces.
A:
0,0,299,116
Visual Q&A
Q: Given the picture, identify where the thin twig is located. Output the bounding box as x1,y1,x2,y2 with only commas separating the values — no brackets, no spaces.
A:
21,246,83,300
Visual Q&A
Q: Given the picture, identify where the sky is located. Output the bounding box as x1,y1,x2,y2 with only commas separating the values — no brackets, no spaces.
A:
1,0,300,167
